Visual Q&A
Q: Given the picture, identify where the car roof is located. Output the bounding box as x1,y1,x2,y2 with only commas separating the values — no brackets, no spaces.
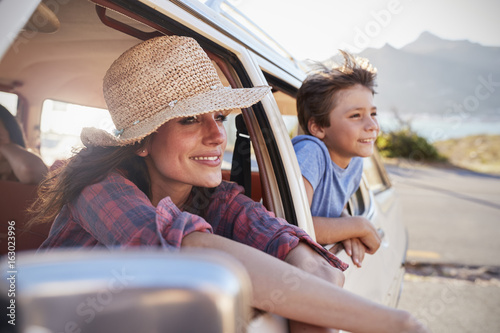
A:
1,1,148,111
0,0,304,113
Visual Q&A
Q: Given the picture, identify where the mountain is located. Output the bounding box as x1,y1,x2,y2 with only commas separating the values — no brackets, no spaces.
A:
401,32,500,71
327,32,500,118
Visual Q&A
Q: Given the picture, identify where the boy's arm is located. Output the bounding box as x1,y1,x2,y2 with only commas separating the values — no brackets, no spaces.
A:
303,176,381,252
312,215,381,252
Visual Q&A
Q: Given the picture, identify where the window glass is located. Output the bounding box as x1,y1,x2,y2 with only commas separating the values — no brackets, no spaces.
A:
0,91,18,116
40,99,113,166
347,188,366,216
222,112,239,170
272,90,300,138
222,112,261,172
282,115,299,139
273,90,297,116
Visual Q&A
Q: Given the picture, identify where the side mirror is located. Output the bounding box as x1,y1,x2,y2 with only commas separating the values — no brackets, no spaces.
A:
0,249,251,333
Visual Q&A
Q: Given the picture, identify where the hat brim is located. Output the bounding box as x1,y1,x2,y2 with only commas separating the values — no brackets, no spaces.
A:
81,85,271,147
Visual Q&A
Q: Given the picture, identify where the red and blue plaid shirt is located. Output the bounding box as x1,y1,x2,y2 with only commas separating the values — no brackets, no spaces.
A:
40,172,347,271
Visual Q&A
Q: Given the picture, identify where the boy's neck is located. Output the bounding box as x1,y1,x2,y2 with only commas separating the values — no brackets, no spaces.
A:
328,150,351,169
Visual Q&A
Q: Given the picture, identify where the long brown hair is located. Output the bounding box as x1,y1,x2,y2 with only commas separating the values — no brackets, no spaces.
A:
28,141,149,226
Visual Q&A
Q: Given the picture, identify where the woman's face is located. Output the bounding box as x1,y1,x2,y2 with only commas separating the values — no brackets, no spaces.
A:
144,111,228,205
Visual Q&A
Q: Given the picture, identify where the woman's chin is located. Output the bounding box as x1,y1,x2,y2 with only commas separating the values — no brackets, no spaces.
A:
200,175,223,188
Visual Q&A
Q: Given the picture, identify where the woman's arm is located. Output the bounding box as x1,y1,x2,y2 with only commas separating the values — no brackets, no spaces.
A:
285,242,344,286
0,143,48,184
206,182,347,271
285,243,345,333
182,232,429,333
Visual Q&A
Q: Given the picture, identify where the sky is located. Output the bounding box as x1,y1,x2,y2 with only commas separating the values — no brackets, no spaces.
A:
227,0,500,61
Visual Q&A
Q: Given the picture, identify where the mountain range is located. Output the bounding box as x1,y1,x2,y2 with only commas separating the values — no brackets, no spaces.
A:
326,32,500,119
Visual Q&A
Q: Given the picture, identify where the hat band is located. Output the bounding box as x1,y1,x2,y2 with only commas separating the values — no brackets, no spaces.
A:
112,99,181,138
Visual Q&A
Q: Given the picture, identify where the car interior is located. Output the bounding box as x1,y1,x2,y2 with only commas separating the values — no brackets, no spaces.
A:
1,0,392,253
0,0,303,254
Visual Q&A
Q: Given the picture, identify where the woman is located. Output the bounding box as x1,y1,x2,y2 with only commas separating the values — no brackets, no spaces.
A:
29,36,428,333
0,104,47,184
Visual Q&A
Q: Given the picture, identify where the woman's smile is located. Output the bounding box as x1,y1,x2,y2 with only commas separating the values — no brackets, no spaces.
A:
190,154,222,163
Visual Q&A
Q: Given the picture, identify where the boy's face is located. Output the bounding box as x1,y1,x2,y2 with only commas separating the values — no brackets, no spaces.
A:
310,84,379,168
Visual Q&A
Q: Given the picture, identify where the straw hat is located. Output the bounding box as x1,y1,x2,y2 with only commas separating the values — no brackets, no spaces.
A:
81,35,271,146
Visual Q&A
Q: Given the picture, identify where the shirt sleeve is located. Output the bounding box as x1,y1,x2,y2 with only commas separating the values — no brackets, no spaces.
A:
71,173,213,249
205,182,348,271
293,137,328,190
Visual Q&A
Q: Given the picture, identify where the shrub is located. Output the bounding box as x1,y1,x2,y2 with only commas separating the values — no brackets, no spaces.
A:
376,128,445,162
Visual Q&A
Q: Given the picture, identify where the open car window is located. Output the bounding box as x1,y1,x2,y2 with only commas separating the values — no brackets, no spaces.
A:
0,92,18,116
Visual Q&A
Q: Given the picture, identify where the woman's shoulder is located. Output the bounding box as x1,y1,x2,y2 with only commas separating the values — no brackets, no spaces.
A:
80,171,146,199
87,171,131,186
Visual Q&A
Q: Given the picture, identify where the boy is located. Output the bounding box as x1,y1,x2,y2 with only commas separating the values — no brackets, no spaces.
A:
292,51,381,267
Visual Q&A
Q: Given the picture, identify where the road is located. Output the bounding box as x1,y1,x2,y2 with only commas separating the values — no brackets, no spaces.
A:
384,161,500,333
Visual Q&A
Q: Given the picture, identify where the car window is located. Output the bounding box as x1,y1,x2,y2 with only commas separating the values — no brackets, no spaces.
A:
39,99,112,166
222,111,259,171
347,184,367,216
271,90,300,137
0,91,18,116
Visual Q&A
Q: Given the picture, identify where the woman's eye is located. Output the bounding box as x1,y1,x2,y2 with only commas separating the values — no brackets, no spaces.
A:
179,116,198,125
371,112,378,117
349,113,360,119
216,113,228,122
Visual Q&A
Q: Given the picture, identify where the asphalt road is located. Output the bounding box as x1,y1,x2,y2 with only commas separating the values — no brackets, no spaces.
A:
385,161,500,333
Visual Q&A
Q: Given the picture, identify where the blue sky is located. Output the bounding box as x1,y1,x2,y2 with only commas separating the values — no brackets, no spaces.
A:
229,0,500,61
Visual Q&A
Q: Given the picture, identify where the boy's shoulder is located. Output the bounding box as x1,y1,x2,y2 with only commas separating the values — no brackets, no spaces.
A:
292,135,329,163
291,134,325,149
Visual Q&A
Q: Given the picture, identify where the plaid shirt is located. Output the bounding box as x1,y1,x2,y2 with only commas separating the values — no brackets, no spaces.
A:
40,172,347,270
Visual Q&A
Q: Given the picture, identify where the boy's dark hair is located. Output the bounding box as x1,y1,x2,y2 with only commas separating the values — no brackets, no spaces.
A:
296,50,377,135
